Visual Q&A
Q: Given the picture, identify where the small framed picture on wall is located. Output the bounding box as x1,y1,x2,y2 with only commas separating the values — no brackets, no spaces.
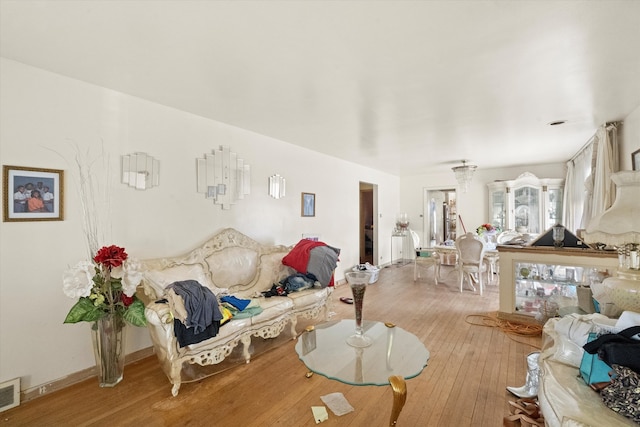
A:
301,192,315,217
633,149,640,171
3,165,64,222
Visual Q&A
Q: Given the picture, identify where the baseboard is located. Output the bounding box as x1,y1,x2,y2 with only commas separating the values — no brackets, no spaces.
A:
21,346,155,403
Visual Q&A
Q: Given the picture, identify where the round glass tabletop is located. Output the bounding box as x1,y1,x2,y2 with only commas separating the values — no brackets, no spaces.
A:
295,319,430,386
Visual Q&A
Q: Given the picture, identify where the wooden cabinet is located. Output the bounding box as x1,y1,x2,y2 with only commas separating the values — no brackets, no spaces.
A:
497,246,618,322
488,172,564,234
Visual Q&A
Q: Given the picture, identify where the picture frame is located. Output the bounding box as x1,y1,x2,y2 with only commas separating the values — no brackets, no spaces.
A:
3,165,64,222
301,192,315,217
633,149,640,171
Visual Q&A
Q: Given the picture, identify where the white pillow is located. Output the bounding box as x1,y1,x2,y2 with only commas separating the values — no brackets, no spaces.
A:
144,263,217,297
615,310,640,333
554,313,614,347
551,333,584,368
550,313,620,368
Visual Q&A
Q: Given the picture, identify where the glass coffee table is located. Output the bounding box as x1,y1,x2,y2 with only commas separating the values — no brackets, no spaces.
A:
295,319,430,426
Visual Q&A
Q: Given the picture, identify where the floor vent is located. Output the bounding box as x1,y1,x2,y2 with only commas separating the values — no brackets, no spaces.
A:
0,378,20,412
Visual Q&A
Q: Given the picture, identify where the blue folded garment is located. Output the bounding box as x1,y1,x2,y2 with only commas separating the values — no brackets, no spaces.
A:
220,295,251,311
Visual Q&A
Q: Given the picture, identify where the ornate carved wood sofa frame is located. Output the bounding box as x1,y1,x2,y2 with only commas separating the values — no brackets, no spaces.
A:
139,228,331,396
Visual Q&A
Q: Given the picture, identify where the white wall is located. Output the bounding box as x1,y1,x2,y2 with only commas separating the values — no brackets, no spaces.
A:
621,104,640,170
0,59,400,394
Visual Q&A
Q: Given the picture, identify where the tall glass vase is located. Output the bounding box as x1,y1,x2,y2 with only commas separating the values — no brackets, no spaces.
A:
345,271,372,348
553,224,565,248
91,313,126,387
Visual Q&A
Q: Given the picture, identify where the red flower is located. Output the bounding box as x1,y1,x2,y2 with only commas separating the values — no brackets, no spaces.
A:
93,245,128,268
121,294,135,307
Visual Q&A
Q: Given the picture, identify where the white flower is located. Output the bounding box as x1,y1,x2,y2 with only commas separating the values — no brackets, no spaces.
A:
121,258,143,297
62,261,95,298
110,265,124,279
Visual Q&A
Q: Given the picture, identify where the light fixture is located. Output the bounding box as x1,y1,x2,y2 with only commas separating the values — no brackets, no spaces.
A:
196,146,251,209
452,160,477,193
121,152,159,190
583,171,640,312
268,174,286,199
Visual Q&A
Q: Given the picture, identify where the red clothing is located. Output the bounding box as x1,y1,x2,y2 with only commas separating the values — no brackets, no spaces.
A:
282,239,326,272
282,239,335,286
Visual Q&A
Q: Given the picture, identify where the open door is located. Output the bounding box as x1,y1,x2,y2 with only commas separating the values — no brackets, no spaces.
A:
359,182,377,264
423,188,457,247
423,188,457,267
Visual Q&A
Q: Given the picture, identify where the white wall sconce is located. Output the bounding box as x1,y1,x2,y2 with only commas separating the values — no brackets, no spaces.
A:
196,146,251,209
269,174,286,199
121,152,159,190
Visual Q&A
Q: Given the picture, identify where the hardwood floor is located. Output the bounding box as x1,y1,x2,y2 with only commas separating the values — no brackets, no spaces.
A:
2,264,541,426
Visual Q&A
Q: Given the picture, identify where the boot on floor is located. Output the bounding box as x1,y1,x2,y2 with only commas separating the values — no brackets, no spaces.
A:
507,352,540,398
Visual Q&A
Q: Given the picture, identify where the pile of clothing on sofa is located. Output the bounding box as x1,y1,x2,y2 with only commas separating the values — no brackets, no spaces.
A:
158,280,261,347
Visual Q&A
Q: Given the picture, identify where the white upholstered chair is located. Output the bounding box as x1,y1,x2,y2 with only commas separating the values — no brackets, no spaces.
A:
455,232,487,295
410,230,436,281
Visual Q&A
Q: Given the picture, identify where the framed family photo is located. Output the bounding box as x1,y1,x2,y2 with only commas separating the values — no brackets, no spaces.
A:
3,165,64,222
632,149,640,171
301,192,315,217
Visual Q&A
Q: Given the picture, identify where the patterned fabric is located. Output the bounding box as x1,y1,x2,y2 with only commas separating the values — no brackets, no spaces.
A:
600,364,640,423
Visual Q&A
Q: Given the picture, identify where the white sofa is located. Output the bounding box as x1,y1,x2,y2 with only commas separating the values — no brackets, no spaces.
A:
538,315,636,426
139,228,333,396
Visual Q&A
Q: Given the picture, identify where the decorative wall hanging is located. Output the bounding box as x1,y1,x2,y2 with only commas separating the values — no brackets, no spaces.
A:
121,153,159,190
301,192,315,217
269,174,286,199
3,165,64,222
196,146,251,209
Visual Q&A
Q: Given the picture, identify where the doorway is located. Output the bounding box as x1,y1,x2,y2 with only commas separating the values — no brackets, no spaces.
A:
359,182,377,265
423,188,457,247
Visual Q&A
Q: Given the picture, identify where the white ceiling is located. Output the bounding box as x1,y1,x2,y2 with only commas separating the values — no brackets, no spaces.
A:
1,1,639,176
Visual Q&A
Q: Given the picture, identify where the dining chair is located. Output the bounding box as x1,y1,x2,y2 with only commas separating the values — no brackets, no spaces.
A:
455,232,487,295
410,230,436,281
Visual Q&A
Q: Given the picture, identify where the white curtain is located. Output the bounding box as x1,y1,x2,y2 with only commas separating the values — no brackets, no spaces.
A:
580,171,594,230
563,123,619,234
563,142,594,233
590,123,619,220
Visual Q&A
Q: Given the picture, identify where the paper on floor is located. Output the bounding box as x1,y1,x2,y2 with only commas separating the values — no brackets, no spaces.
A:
311,406,329,423
320,392,355,416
